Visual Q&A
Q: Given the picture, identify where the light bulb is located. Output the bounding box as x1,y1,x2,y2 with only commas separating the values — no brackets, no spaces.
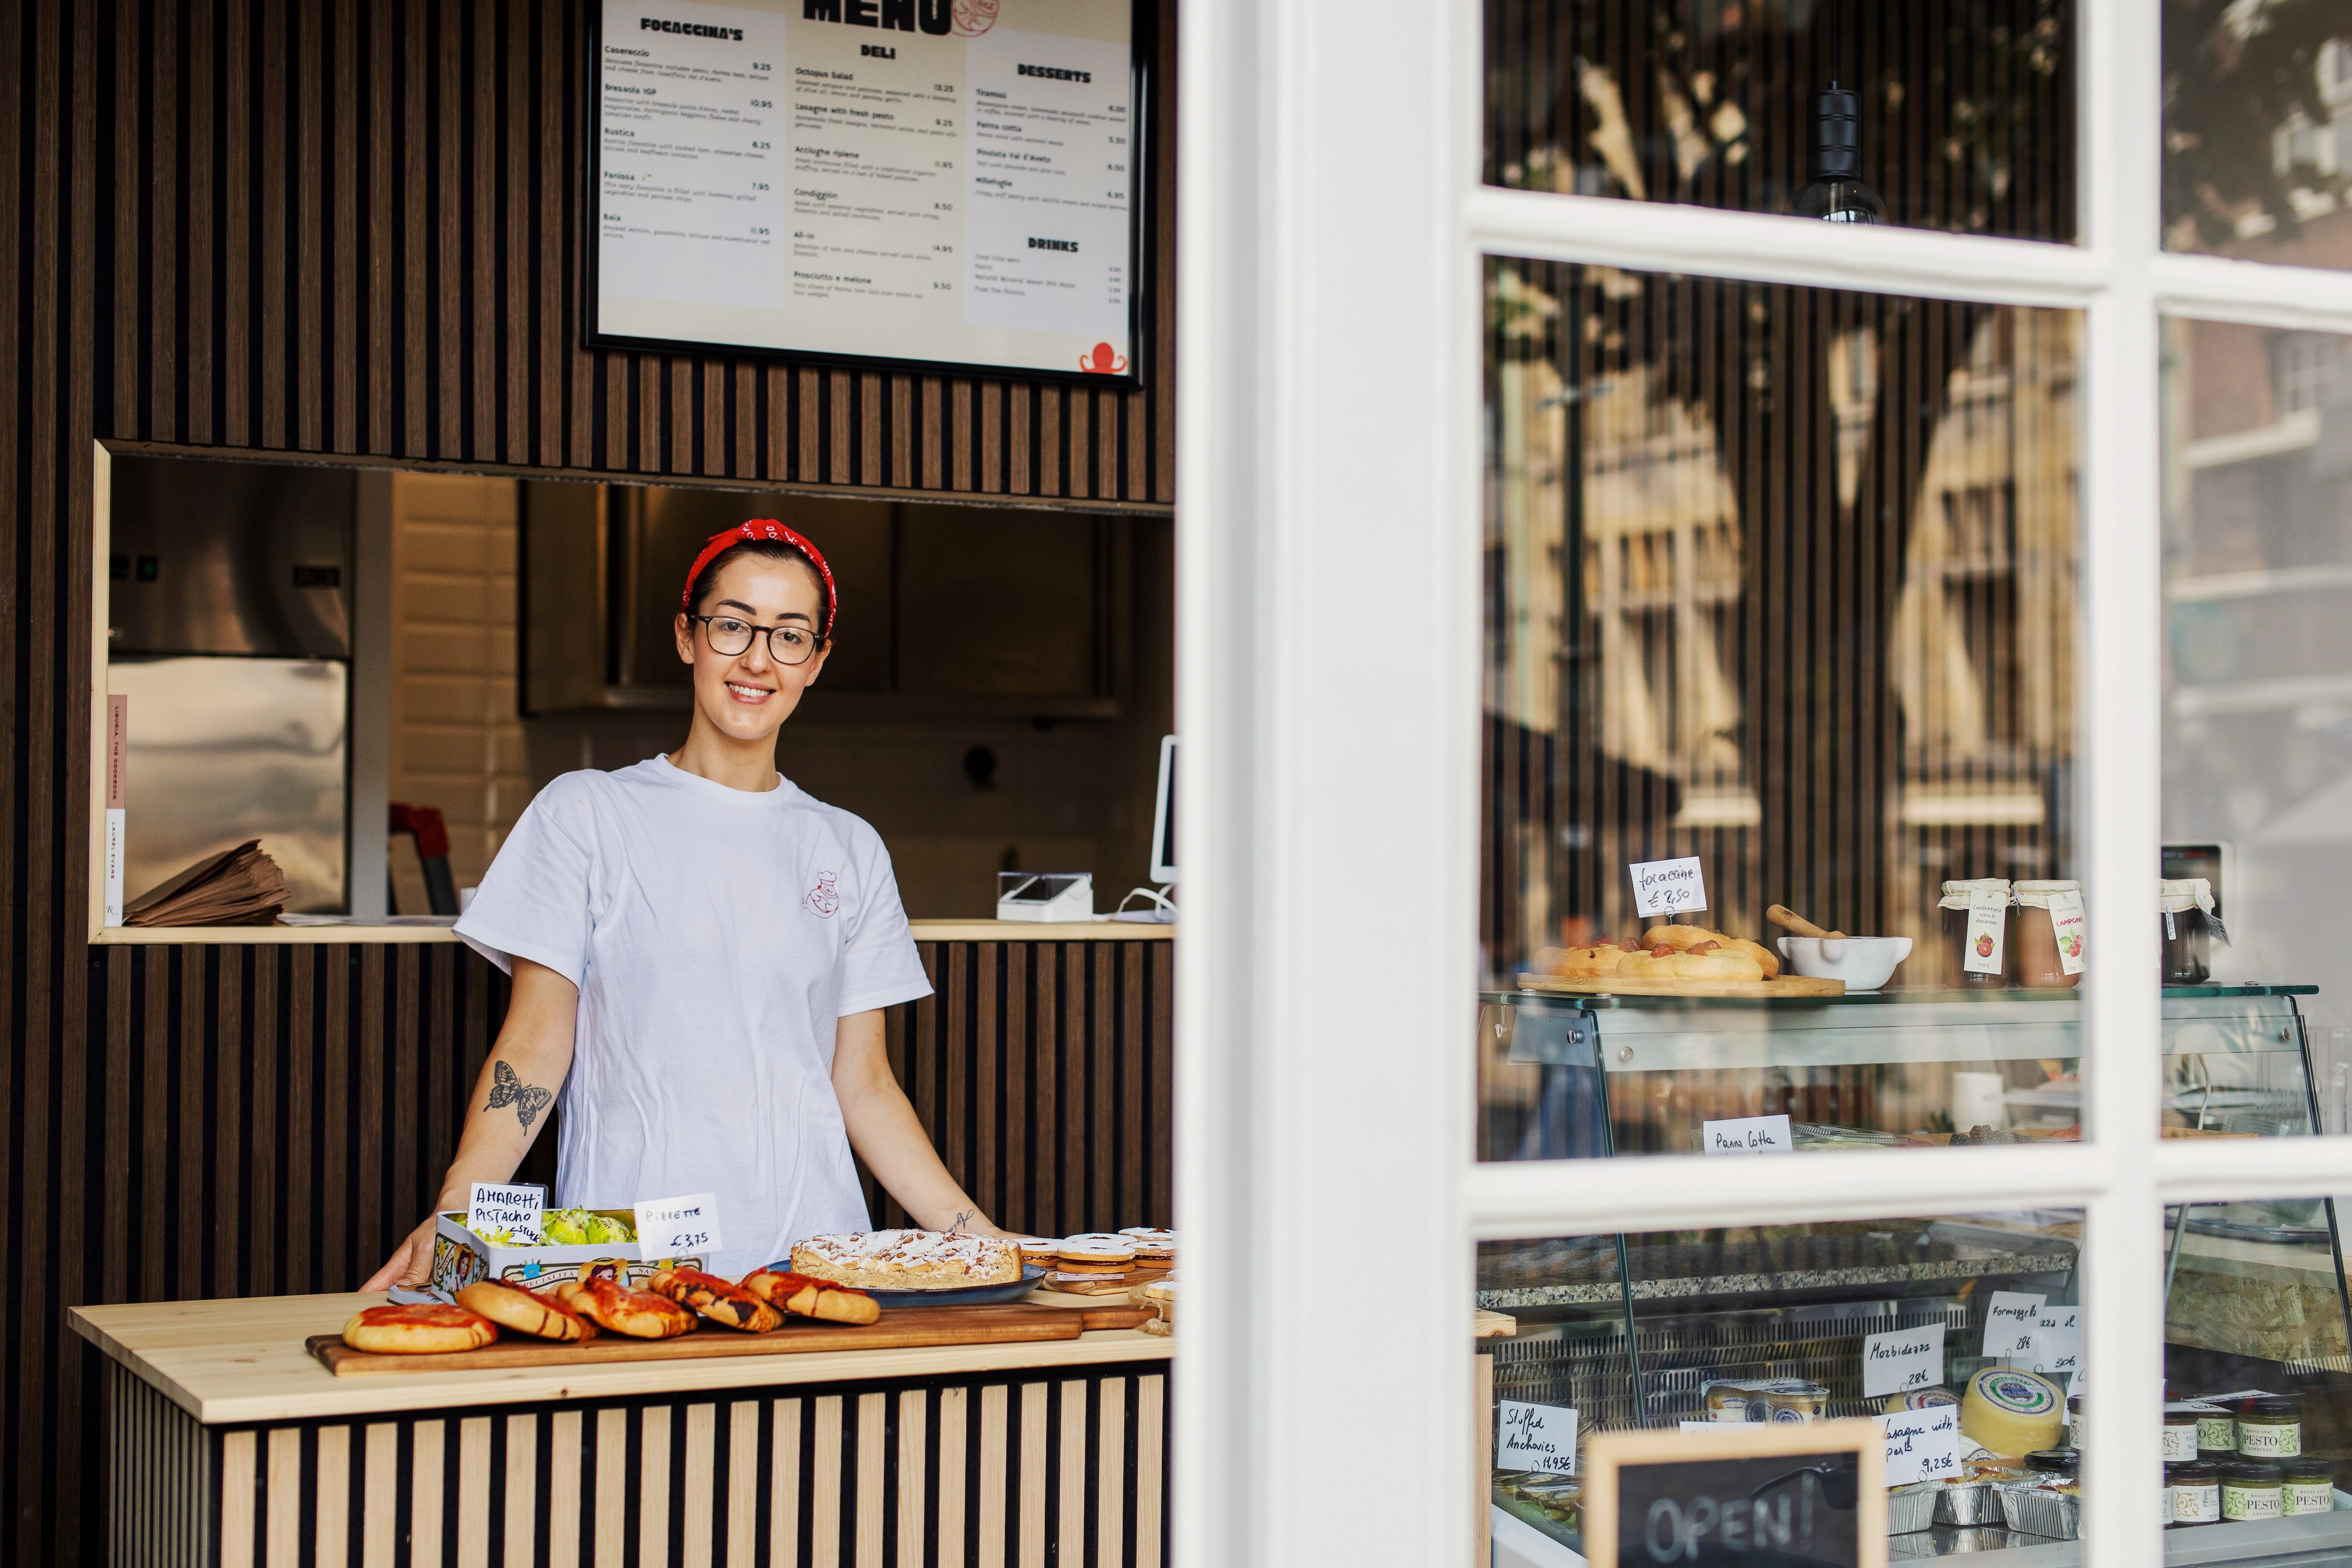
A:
1794,87,1886,225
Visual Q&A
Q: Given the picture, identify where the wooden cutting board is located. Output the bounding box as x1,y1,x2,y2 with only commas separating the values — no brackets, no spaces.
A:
309,1301,1156,1376
1515,973,1846,998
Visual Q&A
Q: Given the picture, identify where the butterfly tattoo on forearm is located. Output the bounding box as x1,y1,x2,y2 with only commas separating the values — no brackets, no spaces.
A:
486,1060,553,1130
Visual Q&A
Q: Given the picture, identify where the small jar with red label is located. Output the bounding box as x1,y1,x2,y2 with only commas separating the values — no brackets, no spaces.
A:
1938,879,2014,988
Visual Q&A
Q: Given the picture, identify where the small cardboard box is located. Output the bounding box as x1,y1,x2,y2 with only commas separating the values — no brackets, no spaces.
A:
388,1209,712,1305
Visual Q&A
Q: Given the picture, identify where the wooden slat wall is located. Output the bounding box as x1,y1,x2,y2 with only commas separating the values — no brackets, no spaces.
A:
3,0,1181,1557
111,1360,1171,1568
89,0,1176,498
874,942,1177,1238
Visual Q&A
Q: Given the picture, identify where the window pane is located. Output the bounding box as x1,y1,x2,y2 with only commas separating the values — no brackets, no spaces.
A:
2161,1197,2352,1541
1481,260,2087,1161
1481,1210,2089,1560
1486,0,2076,243
2163,7,2352,269
2162,318,2352,1100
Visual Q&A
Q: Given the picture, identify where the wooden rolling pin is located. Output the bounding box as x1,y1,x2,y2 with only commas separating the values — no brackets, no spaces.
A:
1767,904,1847,940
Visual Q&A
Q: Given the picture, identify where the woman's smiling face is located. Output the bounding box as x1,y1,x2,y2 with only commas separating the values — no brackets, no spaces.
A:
673,553,831,747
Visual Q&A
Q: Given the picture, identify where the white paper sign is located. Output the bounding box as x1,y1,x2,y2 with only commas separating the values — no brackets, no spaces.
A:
1701,1114,1793,1156
1628,856,1708,918
1963,886,2009,974
1876,1405,1964,1487
1862,1322,1947,1398
2027,1308,2083,1381
1983,1291,2046,1360
466,1181,545,1243
1497,1401,1577,1475
634,1192,722,1256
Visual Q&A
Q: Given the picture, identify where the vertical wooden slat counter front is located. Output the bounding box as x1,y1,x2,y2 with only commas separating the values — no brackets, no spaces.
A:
75,1294,1171,1568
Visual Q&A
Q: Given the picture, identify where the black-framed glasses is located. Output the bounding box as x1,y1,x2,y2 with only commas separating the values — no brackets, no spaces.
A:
687,615,820,666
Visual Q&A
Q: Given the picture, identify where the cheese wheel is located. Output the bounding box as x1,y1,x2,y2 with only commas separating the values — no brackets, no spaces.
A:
1960,1367,2064,1456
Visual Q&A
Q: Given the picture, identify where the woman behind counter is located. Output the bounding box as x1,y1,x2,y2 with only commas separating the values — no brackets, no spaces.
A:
367,520,998,1290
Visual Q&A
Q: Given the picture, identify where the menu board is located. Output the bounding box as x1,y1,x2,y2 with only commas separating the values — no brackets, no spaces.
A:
592,0,1143,382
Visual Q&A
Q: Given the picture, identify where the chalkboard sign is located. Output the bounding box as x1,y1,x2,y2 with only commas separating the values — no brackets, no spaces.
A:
1583,1422,1887,1568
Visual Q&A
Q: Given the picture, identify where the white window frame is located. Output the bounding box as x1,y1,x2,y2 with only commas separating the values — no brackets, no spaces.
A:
1173,4,2352,1564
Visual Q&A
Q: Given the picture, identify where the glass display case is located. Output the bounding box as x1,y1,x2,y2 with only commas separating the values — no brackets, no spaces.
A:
1479,986,2352,1565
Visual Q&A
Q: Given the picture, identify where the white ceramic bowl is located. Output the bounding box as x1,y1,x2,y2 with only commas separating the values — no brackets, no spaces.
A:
1776,935,1913,991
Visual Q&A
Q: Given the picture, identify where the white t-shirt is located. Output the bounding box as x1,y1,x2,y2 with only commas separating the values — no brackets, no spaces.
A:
454,756,932,1277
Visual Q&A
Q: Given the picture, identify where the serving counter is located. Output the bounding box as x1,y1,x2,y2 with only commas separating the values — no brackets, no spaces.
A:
76,1291,1170,1568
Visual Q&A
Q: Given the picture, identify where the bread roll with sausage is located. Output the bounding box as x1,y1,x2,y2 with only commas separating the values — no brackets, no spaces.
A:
1641,924,1780,979
456,1279,596,1342
647,1267,783,1332
555,1277,697,1339
740,1268,884,1326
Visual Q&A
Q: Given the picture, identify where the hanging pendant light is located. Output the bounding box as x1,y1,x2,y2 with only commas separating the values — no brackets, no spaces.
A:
1794,0,1886,224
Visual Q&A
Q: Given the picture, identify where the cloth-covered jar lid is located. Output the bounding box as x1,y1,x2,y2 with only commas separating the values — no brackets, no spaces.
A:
2158,877,2216,916
2014,880,2082,909
1938,877,2014,910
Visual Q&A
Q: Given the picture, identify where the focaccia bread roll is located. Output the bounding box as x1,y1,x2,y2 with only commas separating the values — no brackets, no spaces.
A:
555,1277,697,1339
1641,925,1780,979
791,1229,1022,1290
1545,942,1626,979
341,1303,498,1354
456,1279,596,1342
646,1267,784,1332
1617,946,1766,983
740,1268,884,1325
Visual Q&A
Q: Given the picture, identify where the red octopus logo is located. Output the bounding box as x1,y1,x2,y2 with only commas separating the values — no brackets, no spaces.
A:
803,871,842,918
1079,342,1128,374
952,0,998,36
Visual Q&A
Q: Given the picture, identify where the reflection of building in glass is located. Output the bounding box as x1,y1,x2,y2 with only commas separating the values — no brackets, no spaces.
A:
1483,267,2079,975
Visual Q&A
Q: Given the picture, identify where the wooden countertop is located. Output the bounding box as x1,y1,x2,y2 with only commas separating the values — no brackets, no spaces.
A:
69,1292,1171,1425
90,918,1173,946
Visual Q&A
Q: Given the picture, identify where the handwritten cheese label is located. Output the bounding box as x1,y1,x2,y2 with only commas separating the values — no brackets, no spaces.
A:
1497,1401,1578,1475
2048,888,2087,976
1983,1291,2046,1360
2027,1307,2082,1381
1963,886,2009,975
1628,856,1708,918
633,1192,721,1257
1862,1321,1945,1398
1876,1405,1963,1487
1701,1114,1793,1156
466,1181,546,1244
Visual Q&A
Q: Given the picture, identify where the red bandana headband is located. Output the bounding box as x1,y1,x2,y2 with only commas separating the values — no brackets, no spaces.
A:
682,520,838,639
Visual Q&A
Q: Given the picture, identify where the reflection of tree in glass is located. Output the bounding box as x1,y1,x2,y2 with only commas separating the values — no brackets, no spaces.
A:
2163,0,2350,249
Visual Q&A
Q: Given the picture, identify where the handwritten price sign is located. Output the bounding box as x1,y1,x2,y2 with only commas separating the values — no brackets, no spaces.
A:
466,1181,545,1243
633,1192,722,1257
1497,1401,1578,1475
1628,857,1708,919
1982,1291,2045,1361
1862,1322,1946,1398
1701,1114,1793,1157
1876,1405,1962,1487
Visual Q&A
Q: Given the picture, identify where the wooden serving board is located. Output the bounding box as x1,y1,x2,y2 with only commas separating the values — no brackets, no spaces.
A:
1515,973,1846,998
309,1301,1154,1377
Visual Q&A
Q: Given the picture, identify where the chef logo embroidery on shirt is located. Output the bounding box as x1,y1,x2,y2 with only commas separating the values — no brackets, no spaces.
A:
803,871,842,918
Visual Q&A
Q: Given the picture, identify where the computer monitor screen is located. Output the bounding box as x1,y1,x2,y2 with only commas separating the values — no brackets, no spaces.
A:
1150,735,1177,884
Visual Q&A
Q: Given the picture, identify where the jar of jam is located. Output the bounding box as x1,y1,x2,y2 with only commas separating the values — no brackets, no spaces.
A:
2159,878,2223,985
2067,1393,2085,1450
1939,878,2014,987
2025,1447,2077,1474
2169,1459,2221,1524
2281,1457,2335,1515
2237,1396,2301,1458
2014,881,2085,988
2223,1460,2285,1520
2163,1405,2201,1462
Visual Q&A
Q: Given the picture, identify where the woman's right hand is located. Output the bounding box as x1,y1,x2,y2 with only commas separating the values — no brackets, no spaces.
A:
363,1211,443,1293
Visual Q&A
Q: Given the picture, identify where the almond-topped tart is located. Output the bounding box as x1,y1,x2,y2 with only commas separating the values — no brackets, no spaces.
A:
789,1229,1023,1290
